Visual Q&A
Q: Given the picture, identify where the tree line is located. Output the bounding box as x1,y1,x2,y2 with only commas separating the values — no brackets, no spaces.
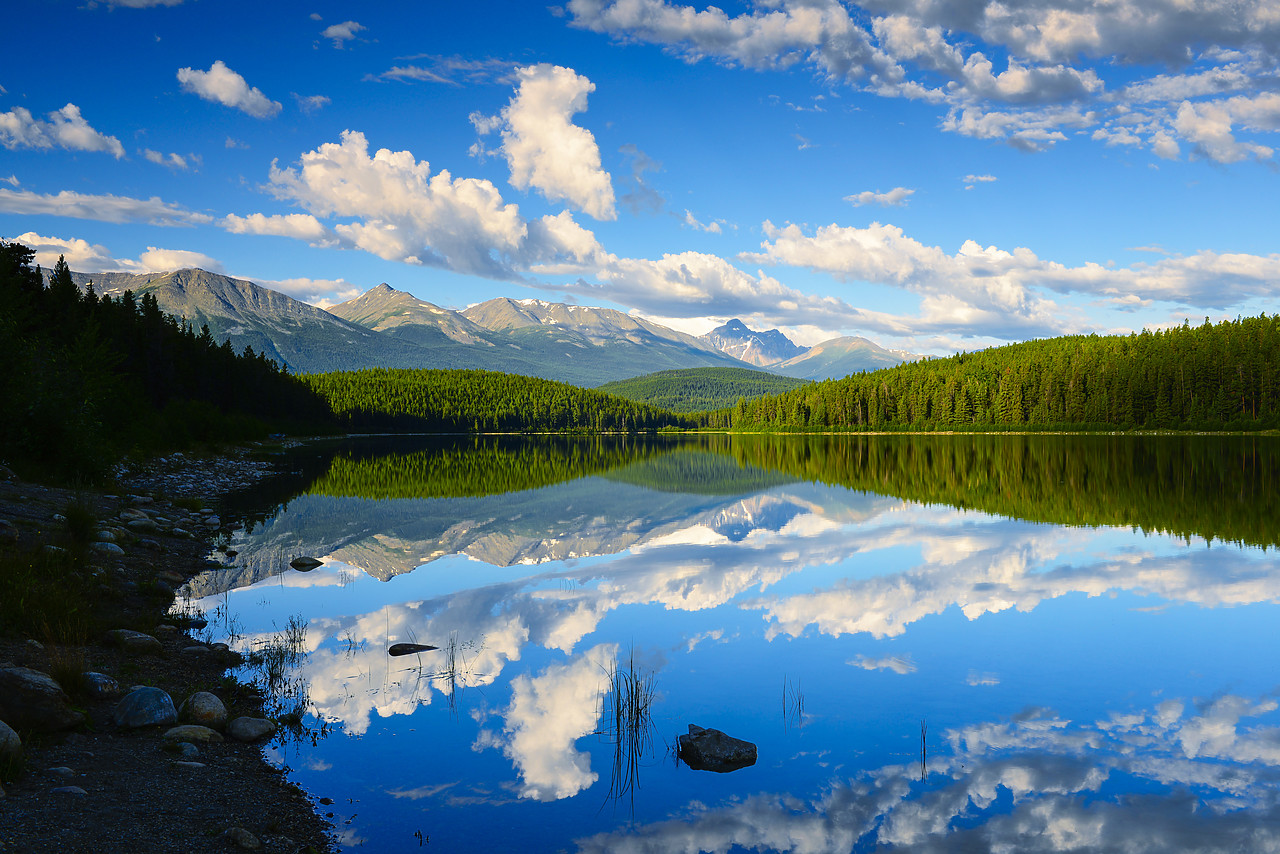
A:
302,368,696,433
0,241,331,480
596,367,808,412
705,316,1280,432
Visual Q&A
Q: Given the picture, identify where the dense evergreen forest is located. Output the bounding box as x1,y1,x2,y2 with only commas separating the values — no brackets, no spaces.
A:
303,368,695,433
706,316,1280,432
0,241,331,480
597,367,809,412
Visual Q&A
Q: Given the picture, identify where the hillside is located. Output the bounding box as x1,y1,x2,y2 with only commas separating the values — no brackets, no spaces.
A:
597,367,809,412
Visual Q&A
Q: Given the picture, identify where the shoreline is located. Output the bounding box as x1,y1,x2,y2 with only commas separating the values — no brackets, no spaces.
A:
0,446,335,854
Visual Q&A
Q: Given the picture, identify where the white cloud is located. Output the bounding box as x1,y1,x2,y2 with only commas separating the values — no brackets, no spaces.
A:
221,212,335,245
473,64,617,220
849,653,917,674
0,188,211,226
14,230,222,274
683,209,724,232
321,20,365,48
143,148,188,170
295,94,331,114
0,104,124,157
845,187,914,207
177,60,282,118
267,130,599,278
256,276,364,308
375,56,518,86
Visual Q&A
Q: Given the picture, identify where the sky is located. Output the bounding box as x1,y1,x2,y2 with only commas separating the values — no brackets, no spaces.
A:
3,0,1280,354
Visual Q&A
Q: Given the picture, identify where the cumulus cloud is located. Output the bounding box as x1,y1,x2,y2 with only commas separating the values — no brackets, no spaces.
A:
295,94,331,114
143,148,188,170
0,188,211,226
267,129,600,278
845,186,914,207
565,0,1280,163
221,212,336,245
320,20,365,48
177,60,282,118
0,104,124,157
472,64,616,220
14,230,222,274
743,219,1280,337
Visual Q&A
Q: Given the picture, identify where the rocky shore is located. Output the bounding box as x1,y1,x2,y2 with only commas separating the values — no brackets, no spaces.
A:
0,447,334,854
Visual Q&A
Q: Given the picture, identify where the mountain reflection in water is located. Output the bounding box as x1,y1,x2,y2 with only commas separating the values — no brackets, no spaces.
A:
184,434,1280,852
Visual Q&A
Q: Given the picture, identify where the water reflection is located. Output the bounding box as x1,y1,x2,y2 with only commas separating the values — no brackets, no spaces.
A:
183,434,1280,852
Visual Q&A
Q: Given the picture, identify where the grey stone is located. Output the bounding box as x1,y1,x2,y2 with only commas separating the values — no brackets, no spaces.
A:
0,666,85,732
118,508,150,522
51,786,87,796
172,760,206,769
677,724,757,773
227,717,277,743
222,827,262,849
95,530,116,542
81,672,122,699
179,692,228,730
112,687,177,729
162,725,223,743
89,542,124,556
0,720,21,763
105,629,163,656
48,766,74,777
126,518,159,533
170,527,192,538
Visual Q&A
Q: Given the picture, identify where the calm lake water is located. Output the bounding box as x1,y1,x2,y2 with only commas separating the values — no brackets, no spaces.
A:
180,434,1280,852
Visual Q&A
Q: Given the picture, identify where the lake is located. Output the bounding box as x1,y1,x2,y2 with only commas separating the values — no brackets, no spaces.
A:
178,433,1280,852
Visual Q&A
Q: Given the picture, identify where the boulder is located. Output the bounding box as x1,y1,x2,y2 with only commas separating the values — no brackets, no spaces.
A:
80,672,122,700
112,687,177,729
179,692,228,730
677,724,757,773
105,629,164,657
89,542,124,556
162,725,223,743
290,556,323,571
0,719,21,763
227,717,277,743
0,666,85,732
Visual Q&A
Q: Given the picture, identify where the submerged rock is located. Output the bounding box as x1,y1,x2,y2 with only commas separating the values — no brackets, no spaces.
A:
677,724,757,773
290,556,323,571
388,643,438,657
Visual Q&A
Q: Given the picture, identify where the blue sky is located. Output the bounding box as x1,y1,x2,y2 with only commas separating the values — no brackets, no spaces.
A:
3,0,1279,354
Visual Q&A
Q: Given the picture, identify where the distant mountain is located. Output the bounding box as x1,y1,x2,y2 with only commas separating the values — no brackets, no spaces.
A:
700,319,806,367
62,268,435,374
329,283,492,347
771,336,915,380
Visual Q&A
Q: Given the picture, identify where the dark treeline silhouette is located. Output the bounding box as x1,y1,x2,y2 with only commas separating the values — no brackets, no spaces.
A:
0,242,331,480
303,368,695,433
597,367,808,413
705,316,1280,431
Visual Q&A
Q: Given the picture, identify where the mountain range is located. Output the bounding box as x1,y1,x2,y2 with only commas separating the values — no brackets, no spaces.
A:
60,267,916,384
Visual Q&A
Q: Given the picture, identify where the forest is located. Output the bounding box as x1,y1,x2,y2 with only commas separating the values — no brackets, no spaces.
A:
597,367,808,412
706,316,1280,432
0,241,331,480
303,368,695,433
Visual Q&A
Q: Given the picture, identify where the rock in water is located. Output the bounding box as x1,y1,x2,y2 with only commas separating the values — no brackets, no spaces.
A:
388,643,438,656
677,724,757,773
113,687,177,729
0,666,85,732
290,556,323,571
227,717,277,743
